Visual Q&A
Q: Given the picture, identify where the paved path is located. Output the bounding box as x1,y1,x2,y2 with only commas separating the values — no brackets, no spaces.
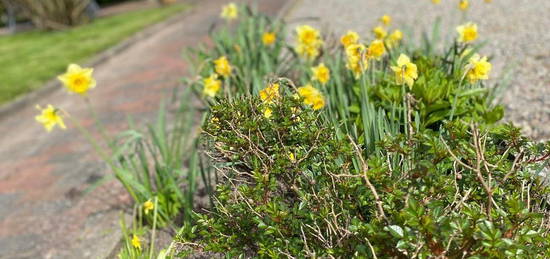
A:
287,0,550,139
0,0,288,258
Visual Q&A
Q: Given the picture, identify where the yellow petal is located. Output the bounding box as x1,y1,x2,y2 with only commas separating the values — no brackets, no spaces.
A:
396,54,410,67
67,64,82,73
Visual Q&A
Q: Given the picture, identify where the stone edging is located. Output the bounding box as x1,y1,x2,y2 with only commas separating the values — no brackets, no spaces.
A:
0,5,193,120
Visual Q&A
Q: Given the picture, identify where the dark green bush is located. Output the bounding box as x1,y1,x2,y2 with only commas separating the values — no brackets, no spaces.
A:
177,87,550,258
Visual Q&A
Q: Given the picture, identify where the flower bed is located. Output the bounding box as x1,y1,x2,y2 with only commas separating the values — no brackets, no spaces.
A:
35,1,550,258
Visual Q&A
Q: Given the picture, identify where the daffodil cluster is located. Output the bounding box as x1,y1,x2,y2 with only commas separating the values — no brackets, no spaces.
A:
373,14,403,49
203,74,222,98
345,43,368,78
338,15,402,78
35,63,98,132
214,56,232,77
202,56,233,97
340,30,359,48
295,25,323,60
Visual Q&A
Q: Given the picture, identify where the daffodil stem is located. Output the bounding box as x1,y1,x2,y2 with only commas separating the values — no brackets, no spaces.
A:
402,84,409,138
149,197,159,259
84,97,114,150
449,75,466,120
65,114,115,170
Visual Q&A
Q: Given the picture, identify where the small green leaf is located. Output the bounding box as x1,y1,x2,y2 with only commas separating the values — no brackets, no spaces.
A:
385,225,404,238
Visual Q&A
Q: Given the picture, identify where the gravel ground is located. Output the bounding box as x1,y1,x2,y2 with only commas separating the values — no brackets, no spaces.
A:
286,0,550,140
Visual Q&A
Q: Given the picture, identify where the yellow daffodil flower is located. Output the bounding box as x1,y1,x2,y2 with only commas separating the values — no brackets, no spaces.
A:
214,56,232,77
220,3,238,20
143,199,154,214
432,0,441,4
295,25,323,60
459,0,469,11
387,29,403,48
296,25,321,45
456,22,478,43
346,43,365,58
58,64,96,95
373,26,387,40
289,152,296,162
259,83,280,103
466,54,492,83
203,74,222,97
290,107,301,122
391,54,418,88
340,30,360,48
346,58,368,78
368,39,385,60
35,104,66,132
262,32,276,46
311,63,330,85
380,15,392,26
297,84,325,110
345,44,369,78
263,107,273,118
131,235,141,250
296,43,320,60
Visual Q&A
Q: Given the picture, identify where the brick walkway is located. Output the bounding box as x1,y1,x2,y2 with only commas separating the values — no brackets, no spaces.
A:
0,0,288,258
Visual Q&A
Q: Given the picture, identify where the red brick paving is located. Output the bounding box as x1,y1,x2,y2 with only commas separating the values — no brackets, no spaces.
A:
0,0,289,258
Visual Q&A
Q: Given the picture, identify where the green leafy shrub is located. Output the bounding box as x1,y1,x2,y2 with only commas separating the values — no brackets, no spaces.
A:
178,88,550,257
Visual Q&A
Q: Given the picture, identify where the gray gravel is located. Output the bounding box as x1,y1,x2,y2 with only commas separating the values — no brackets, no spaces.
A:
285,0,550,140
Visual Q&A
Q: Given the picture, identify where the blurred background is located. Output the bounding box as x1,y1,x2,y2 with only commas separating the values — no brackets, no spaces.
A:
0,0,179,32
0,0,185,105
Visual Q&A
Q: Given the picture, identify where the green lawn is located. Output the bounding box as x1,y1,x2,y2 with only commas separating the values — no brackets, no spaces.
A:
0,4,188,104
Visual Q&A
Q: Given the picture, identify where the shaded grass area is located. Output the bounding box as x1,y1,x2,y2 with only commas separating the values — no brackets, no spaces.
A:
0,3,188,104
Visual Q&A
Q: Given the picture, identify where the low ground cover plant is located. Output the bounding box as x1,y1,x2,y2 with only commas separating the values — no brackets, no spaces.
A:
182,88,550,258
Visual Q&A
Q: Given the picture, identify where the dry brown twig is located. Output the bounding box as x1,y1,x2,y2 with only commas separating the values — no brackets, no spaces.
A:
347,135,388,222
